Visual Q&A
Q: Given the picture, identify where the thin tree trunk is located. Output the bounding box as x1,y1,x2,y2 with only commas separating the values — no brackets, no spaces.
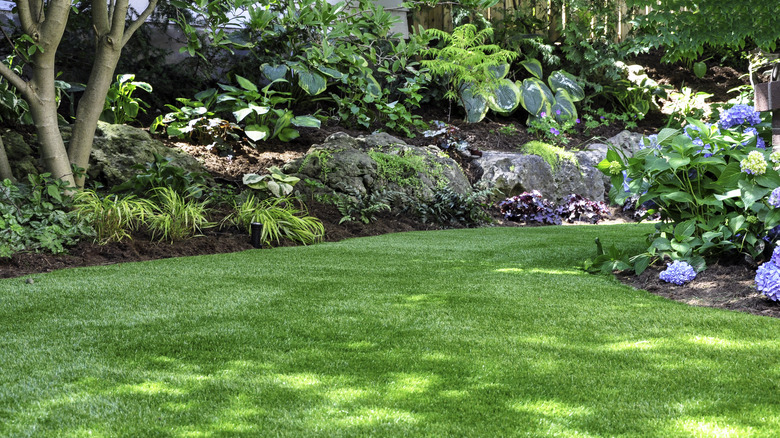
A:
0,135,14,182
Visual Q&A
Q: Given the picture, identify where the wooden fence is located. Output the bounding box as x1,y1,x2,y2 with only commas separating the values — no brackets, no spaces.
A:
409,0,650,43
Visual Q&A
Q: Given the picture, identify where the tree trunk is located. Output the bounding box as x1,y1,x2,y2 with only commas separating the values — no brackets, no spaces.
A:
68,37,122,188
0,136,14,182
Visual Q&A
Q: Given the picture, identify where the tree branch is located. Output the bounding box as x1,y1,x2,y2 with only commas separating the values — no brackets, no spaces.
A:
122,0,158,47
0,62,33,104
109,0,130,43
15,1,36,35
92,0,110,35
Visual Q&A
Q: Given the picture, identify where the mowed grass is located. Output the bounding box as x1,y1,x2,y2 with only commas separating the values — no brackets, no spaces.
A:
1,224,779,437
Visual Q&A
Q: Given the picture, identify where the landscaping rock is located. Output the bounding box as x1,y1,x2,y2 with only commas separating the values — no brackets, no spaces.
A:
2,130,38,181
88,122,207,186
284,132,471,202
474,131,647,203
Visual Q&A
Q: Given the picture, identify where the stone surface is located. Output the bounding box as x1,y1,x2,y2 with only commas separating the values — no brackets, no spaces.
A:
474,131,647,203
284,132,471,202
2,130,37,181
88,122,207,186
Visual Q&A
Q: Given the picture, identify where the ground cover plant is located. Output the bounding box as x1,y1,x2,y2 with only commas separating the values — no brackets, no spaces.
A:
2,225,780,436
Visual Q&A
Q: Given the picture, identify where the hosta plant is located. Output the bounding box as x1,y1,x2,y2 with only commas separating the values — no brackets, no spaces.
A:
518,58,584,124
243,166,300,198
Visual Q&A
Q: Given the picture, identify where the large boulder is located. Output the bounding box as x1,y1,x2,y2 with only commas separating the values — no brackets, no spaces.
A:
283,132,471,202
2,130,38,181
87,122,207,186
474,131,647,203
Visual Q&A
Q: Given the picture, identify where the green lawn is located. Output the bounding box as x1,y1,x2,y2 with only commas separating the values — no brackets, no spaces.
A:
1,224,779,437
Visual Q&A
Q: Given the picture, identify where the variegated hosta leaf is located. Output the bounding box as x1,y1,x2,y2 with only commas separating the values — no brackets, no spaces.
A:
548,70,585,102
261,63,289,82
552,89,578,122
297,70,327,96
519,77,554,117
245,124,270,142
364,74,382,99
488,63,510,80
316,65,344,79
291,115,321,128
487,78,520,115
460,83,489,123
520,58,543,80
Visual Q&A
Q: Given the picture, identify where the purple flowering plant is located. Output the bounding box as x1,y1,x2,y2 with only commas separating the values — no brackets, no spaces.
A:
526,111,579,146
659,260,697,285
596,104,780,274
755,246,780,301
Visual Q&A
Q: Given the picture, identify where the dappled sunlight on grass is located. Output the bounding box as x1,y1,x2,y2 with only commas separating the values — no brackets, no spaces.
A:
1,225,779,436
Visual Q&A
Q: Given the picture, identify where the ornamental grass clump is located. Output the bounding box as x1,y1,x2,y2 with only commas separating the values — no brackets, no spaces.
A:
754,246,780,301
659,260,697,285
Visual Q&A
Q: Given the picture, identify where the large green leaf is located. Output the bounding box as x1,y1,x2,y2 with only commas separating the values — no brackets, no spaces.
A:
297,70,327,96
520,59,543,80
291,115,321,128
548,70,584,102
236,75,258,92
316,65,344,79
488,63,510,80
487,79,520,115
277,127,300,142
739,179,771,209
245,124,270,142
551,89,577,122
519,78,554,117
460,83,489,123
364,74,382,100
261,63,289,82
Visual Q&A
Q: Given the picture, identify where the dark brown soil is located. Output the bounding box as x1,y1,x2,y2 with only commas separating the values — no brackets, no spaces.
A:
3,50,777,319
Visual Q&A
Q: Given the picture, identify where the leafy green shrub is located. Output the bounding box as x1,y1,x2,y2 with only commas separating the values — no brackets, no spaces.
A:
113,153,208,199
335,190,395,224
0,175,93,256
100,74,153,125
147,187,214,242
407,186,494,227
243,166,300,198
151,88,239,147
520,141,578,171
223,194,324,246
599,115,776,273
73,190,153,244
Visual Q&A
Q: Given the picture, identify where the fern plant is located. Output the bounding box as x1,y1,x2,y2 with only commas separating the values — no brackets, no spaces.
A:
421,24,518,122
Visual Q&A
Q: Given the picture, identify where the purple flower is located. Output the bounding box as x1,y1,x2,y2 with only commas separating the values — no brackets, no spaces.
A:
540,111,547,118
755,261,780,301
719,104,762,129
659,260,697,285
550,127,560,136
555,109,561,115
575,118,581,124
769,188,780,208
771,246,780,266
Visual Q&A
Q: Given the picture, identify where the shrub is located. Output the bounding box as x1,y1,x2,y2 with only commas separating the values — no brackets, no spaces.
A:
113,153,209,199
556,194,610,224
499,191,561,225
0,175,93,256
599,106,777,273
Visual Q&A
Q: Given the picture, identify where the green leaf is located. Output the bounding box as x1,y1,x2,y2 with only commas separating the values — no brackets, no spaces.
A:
674,220,696,241
235,75,258,92
520,59,543,80
660,191,693,203
693,61,707,78
233,107,254,123
297,70,327,96
548,70,584,102
551,90,577,122
651,237,672,251
519,78,554,117
364,74,382,100
47,185,62,203
633,254,651,275
667,155,690,170
739,179,771,209
277,127,300,142
670,241,692,256
261,63,289,82
460,83,489,123
488,63,510,80
291,116,321,128
316,65,344,79
656,128,679,146
487,79,520,115
245,124,269,142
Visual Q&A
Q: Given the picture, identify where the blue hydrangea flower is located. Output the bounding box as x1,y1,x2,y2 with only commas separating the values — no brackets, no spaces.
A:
769,188,780,209
755,261,780,301
659,260,697,285
640,134,661,150
770,246,780,266
719,104,762,129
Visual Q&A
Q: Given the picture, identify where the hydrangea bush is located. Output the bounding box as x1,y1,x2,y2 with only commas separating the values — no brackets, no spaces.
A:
598,105,777,274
